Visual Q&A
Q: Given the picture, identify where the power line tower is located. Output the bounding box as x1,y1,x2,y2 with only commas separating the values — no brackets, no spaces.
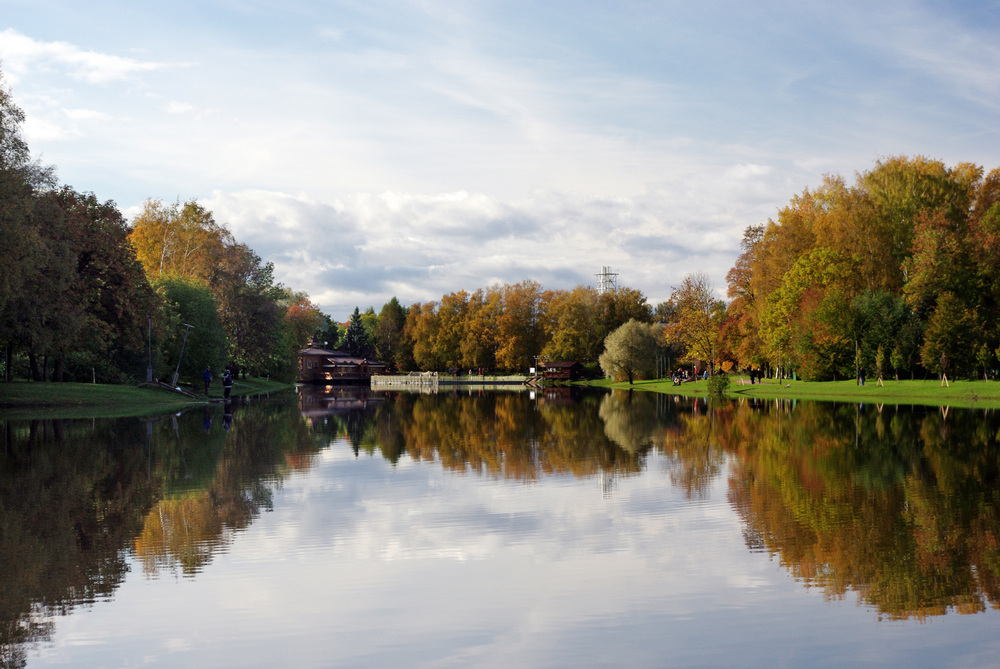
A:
595,266,618,295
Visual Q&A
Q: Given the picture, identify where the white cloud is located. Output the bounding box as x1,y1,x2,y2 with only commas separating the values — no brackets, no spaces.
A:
0,29,166,84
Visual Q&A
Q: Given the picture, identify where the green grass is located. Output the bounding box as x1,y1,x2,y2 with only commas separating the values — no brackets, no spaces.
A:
0,377,294,419
580,376,1000,409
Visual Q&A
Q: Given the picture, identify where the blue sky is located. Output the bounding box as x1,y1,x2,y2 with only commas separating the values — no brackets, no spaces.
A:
2,0,999,317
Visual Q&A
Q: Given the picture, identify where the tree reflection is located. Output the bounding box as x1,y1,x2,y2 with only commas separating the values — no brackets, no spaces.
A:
0,392,324,665
720,402,1000,620
341,389,647,480
133,396,324,576
0,418,156,668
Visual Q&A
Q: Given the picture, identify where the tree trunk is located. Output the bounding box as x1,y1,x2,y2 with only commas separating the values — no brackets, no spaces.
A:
52,357,65,382
28,352,41,381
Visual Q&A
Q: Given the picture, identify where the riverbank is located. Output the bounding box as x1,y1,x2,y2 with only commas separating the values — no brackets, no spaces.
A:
0,378,295,419
581,376,1000,409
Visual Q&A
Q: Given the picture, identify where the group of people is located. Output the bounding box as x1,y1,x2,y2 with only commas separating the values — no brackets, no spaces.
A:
203,366,235,398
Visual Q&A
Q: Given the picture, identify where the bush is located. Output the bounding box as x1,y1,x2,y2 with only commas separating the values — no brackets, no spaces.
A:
707,372,730,395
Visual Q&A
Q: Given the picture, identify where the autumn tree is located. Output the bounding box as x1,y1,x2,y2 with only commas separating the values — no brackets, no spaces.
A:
723,225,765,369
283,291,323,350
435,291,471,369
668,273,726,370
496,280,545,371
407,302,440,370
130,199,231,282
460,287,502,371
542,286,595,362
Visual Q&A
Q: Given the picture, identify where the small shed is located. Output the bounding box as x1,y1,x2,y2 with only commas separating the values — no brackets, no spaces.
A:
542,361,584,381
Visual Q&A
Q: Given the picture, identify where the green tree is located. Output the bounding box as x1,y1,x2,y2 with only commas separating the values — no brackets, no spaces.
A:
591,286,652,361
212,243,286,377
343,307,372,358
599,319,657,384
53,188,159,382
921,292,978,382
155,275,228,382
375,297,407,368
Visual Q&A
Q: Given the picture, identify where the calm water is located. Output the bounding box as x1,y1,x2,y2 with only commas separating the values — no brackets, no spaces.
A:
2,388,999,668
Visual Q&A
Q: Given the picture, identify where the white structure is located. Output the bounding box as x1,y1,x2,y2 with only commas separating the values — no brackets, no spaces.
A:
595,266,618,295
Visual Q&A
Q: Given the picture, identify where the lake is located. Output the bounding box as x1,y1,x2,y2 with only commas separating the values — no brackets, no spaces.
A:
2,387,999,667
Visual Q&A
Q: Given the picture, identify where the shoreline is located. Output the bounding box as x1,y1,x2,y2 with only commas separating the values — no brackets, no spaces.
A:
0,378,295,419
578,376,1000,410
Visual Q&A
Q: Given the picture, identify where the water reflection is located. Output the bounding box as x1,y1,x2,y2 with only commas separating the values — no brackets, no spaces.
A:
0,395,322,668
2,389,1000,666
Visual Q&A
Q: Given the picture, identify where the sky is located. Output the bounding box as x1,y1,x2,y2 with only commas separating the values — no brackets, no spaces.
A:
2,0,1000,318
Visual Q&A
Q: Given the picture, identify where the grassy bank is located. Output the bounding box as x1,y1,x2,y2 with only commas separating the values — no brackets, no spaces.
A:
0,377,295,419
581,376,1000,409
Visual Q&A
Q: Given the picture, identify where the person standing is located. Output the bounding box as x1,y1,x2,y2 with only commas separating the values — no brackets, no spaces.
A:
223,369,233,399
203,367,213,395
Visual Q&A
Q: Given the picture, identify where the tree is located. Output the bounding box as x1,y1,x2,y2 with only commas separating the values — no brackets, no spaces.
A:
130,198,231,282
921,292,978,382
55,188,159,382
155,275,227,381
343,307,372,358
599,319,657,384
283,291,323,350
434,291,470,369
2,192,81,380
669,273,727,370
591,286,652,361
543,286,599,362
496,280,544,371
724,225,766,369
460,287,502,371
0,68,35,321
375,297,407,368
212,242,286,377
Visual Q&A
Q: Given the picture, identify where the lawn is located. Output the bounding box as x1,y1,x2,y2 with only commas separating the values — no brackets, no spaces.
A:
0,378,295,419
582,376,1000,409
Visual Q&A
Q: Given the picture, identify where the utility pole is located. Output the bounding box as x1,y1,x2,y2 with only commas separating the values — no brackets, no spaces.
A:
171,323,194,388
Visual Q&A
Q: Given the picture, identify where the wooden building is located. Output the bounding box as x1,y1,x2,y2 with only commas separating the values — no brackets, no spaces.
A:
299,339,387,383
541,361,584,382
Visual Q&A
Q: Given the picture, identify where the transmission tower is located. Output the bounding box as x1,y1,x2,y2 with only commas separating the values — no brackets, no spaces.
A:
595,266,618,295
